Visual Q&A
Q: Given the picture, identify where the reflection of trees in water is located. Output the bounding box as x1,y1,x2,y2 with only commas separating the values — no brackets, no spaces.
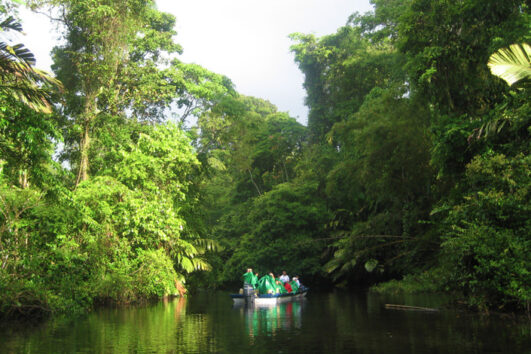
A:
237,300,305,339
103,297,217,352
5,297,216,353
3,293,530,353
92,297,216,352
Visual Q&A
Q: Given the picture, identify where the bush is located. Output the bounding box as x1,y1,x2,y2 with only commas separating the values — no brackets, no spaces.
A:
440,153,531,310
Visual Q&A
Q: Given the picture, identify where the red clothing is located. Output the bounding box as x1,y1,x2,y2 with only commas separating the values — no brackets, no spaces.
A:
284,282,293,293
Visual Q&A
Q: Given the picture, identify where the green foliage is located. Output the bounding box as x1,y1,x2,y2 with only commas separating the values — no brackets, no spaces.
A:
221,182,329,283
322,88,434,283
287,0,530,311
397,0,528,116
0,120,209,315
440,152,530,310
1,0,530,317
0,15,61,113
168,60,235,123
371,269,445,295
488,43,531,86
290,21,405,141
134,249,178,298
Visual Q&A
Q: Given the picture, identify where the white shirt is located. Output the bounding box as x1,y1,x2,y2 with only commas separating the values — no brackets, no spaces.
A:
279,274,290,283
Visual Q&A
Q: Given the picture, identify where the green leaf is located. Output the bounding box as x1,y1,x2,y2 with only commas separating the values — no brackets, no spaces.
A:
488,43,531,86
364,259,378,272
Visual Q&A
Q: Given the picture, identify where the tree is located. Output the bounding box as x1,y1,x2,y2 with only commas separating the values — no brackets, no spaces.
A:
397,0,528,116
221,182,329,283
323,88,434,284
0,97,61,188
440,152,531,310
50,0,156,183
168,60,235,124
290,17,405,142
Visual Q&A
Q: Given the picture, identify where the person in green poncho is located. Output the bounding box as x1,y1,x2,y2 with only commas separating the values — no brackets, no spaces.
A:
257,273,277,294
289,278,300,293
276,280,287,294
242,268,258,296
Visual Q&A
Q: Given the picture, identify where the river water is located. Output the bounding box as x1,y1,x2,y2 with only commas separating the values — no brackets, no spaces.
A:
1,290,529,353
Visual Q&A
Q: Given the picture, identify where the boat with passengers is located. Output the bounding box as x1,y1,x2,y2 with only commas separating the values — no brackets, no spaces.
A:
231,270,308,305
231,287,308,305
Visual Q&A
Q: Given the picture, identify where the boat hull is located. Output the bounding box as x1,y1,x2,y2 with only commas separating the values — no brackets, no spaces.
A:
231,290,308,306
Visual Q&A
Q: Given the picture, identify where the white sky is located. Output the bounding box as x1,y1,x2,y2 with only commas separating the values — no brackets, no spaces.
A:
20,0,373,125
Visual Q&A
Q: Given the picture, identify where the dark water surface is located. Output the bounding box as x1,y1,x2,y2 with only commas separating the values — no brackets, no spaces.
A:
1,291,530,353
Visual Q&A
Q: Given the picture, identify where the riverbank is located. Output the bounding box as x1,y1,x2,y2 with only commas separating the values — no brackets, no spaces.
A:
370,270,531,315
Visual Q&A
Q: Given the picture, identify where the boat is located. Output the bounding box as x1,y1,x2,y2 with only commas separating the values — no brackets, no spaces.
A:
230,288,309,306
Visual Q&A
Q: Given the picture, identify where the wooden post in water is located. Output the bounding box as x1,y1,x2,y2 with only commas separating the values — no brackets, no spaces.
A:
384,304,439,312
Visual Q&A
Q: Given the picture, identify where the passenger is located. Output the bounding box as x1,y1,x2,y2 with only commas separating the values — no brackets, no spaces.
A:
253,272,259,289
293,276,300,287
242,268,256,296
279,270,290,283
270,273,278,290
290,277,300,293
275,275,285,293
284,281,293,293
276,280,287,294
257,273,276,294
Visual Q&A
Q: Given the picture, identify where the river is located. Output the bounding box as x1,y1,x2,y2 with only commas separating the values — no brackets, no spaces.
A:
1,290,529,353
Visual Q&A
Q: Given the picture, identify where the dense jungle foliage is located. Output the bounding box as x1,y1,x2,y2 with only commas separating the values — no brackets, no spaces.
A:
0,0,529,317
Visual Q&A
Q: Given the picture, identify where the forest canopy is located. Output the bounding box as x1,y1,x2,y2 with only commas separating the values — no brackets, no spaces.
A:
0,0,529,317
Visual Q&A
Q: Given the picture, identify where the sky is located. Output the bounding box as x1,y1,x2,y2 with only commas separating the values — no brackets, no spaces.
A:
20,0,374,125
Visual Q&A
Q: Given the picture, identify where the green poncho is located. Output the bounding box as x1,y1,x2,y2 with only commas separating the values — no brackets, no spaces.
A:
257,274,276,294
276,278,287,294
290,280,299,293
251,274,258,288
242,271,258,288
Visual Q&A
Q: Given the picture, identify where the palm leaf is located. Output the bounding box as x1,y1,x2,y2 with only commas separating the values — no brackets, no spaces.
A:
179,257,195,273
0,16,62,113
191,258,211,271
0,16,23,33
488,43,531,86
194,238,224,253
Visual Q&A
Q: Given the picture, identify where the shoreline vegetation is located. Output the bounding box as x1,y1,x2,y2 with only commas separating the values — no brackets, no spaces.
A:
370,272,444,295
1,0,529,320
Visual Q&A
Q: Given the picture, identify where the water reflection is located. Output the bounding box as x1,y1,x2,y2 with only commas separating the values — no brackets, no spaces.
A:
234,299,305,339
1,292,529,353
1,297,216,353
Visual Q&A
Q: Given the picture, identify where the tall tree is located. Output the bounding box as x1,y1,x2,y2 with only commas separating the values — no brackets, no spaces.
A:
50,0,154,183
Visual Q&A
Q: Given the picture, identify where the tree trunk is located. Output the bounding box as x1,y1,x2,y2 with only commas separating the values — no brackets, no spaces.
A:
248,169,262,196
19,169,28,189
77,119,90,184
76,95,96,185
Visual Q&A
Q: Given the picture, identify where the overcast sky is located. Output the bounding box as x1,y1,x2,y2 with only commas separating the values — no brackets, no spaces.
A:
20,0,373,125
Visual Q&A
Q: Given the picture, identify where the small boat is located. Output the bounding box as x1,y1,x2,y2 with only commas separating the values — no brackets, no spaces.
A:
230,288,309,306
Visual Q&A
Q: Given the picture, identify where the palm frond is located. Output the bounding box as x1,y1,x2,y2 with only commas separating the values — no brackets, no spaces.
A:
191,258,211,271
0,16,62,113
488,43,531,86
194,238,224,253
179,257,194,273
0,16,23,33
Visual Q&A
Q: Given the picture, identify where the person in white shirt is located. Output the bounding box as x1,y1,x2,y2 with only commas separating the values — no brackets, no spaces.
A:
279,270,290,283
293,276,300,287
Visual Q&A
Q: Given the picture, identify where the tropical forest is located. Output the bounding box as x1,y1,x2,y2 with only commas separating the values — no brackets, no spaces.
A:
0,0,529,325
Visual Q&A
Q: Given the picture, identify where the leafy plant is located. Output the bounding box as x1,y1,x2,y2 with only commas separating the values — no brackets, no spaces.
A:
488,43,531,86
